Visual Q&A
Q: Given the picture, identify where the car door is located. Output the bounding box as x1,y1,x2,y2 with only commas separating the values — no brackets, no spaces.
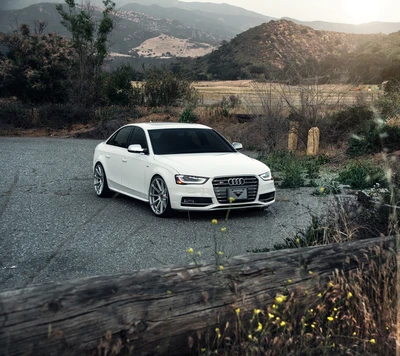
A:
104,126,134,190
121,127,150,199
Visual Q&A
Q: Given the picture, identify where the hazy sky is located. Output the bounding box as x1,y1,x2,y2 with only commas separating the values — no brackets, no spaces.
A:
181,0,399,24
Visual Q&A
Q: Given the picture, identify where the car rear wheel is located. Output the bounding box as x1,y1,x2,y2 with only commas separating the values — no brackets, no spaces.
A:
149,176,173,217
94,163,111,197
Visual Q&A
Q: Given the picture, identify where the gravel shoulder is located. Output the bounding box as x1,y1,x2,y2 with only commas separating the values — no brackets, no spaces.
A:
0,137,356,291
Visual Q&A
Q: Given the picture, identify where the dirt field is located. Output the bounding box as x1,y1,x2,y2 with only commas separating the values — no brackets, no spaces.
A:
132,34,216,58
192,80,382,107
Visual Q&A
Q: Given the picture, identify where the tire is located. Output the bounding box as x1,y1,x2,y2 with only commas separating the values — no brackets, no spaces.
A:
93,163,111,197
149,176,173,217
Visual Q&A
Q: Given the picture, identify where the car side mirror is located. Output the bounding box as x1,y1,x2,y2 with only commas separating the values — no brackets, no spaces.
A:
128,144,147,154
232,142,243,151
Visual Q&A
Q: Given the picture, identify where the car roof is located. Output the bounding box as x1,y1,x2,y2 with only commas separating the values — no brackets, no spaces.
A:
126,122,212,130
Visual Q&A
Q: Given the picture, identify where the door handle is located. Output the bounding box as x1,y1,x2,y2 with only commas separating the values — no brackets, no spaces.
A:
106,154,110,159
122,158,127,163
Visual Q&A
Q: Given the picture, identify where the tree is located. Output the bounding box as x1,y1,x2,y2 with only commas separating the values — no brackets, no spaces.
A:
102,64,138,106
0,22,76,103
142,67,197,107
56,0,117,105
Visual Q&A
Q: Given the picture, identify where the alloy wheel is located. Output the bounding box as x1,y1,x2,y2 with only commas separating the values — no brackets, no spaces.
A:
149,177,170,215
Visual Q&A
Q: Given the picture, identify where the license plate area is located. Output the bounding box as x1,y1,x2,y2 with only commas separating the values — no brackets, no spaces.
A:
228,188,248,200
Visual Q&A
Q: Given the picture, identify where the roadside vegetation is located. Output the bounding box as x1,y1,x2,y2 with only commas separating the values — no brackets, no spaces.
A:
0,1,400,354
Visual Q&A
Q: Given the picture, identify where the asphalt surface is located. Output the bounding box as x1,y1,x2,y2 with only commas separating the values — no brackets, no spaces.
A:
0,137,336,291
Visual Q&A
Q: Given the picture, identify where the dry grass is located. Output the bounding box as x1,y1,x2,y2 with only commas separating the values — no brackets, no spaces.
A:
192,245,397,356
193,80,382,107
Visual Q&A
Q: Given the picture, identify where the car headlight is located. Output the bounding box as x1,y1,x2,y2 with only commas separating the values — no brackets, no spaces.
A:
175,175,209,185
259,171,272,181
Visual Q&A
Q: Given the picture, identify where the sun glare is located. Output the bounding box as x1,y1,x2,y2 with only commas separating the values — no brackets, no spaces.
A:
340,0,381,24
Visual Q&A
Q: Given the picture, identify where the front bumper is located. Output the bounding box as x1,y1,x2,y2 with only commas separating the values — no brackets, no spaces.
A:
168,175,276,211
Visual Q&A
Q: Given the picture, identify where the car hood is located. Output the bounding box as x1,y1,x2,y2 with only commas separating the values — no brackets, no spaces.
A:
153,152,270,177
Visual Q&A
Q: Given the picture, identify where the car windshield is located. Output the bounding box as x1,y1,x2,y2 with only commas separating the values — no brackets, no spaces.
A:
148,128,236,155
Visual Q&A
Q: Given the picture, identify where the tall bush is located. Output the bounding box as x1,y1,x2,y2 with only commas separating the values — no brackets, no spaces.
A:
142,67,198,107
0,23,75,103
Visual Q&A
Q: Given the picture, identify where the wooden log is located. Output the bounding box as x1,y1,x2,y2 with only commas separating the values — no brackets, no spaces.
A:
0,236,396,356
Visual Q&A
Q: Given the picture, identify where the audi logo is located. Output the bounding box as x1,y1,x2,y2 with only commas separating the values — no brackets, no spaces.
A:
228,178,245,186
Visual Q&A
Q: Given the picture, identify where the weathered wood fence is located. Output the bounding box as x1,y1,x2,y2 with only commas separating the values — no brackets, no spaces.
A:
0,236,396,356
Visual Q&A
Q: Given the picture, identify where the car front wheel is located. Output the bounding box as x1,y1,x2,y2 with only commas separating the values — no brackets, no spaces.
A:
94,163,111,197
149,176,173,217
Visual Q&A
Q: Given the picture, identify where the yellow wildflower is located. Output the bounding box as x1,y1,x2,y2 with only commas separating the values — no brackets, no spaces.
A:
333,308,337,311
296,238,300,243
229,197,235,203
311,324,315,328
254,309,261,315
167,290,172,295
221,227,227,232
308,270,313,275
353,332,356,336
248,334,252,340
287,279,292,283
319,187,325,194
211,219,218,225
280,321,286,327
268,313,274,319
318,293,322,297
327,316,334,321
370,339,376,344
218,251,223,256
235,308,240,315
275,295,287,304
187,247,194,254
328,282,334,287
197,251,201,256
272,304,278,309
215,328,221,338
348,292,353,298
219,265,224,271
256,322,262,332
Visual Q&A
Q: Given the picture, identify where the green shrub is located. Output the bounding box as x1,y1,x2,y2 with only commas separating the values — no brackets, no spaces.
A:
347,121,400,157
280,159,305,188
262,150,297,172
38,103,95,129
304,157,320,185
313,177,341,195
377,92,400,118
179,107,198,123
323,105,374,145
273,216,325,250
337,162,387,190
0,101,32,128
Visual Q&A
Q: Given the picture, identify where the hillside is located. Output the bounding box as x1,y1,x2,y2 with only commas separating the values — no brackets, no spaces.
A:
185,20,399,82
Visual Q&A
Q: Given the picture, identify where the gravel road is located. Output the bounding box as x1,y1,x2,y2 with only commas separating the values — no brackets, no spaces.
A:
0,137,335,291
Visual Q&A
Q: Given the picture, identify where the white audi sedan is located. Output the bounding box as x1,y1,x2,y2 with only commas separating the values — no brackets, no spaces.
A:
93,122,276,217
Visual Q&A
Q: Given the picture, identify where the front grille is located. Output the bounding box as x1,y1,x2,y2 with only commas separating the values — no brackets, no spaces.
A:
212,176,258,203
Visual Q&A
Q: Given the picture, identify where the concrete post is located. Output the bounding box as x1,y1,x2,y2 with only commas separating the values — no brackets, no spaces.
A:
288,121,299,152
307,127,320,156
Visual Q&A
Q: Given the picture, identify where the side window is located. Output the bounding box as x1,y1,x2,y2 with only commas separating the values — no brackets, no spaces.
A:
128,127,148,152
107,127,133,148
